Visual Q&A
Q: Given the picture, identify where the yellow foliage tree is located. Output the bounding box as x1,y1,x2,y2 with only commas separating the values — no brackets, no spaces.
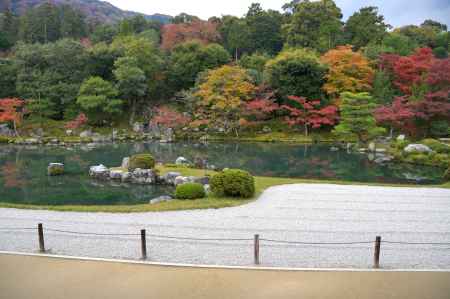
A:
321,45,374,99
194,65,256,136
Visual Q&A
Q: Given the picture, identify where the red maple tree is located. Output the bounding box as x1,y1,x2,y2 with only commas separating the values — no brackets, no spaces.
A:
65,113,88,130
282,96,339,136
150,106,191,128
161,21,220,50
0,98,25,136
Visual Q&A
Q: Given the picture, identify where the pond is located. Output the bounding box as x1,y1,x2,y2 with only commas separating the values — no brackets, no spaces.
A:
0,142,444,206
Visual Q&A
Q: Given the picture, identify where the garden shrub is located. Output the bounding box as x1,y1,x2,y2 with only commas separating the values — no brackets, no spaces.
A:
444,166,450,181
421,139,450,154
210,169,255,198
129,153,155,170
430,120,449,137
0,136,10,143
175,183,205,200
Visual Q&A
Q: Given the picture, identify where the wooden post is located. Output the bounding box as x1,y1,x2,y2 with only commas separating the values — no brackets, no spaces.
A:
254,234,260,265
374,236,381,269
141,229,147,260
38,223,45,253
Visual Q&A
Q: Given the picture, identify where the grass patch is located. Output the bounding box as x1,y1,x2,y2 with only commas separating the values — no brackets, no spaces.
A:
0,165,448,213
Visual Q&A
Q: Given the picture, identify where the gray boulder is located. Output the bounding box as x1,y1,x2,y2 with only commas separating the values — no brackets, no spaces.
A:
161,172,182,185
121,172,132,183
133,122,143,133
110,169,125,180
121,157,130,169
175,156,190,165
25,138,39,145
89,165,110,180
149,195,173,204
397,135,406,141
0,124,13,136
404,144,432,153
203,184,211,194
194,176,210,185
47,163,64,176
131,168,156,184
262,126,272,133
80,130,92,138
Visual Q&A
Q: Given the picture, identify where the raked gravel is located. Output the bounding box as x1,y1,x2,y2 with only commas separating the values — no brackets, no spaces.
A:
1,184,450,269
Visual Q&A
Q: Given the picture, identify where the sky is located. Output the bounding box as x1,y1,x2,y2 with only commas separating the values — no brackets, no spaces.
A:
105,0,450,28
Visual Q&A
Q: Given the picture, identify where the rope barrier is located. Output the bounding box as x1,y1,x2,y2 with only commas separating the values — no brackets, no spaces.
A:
260,238,374,245
1,226,449,246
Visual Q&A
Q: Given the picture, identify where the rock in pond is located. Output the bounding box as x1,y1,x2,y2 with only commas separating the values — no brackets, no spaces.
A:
121,157,130,169
89,165,110,180
404,144,432,153
110,169,125,180
47,163,64,176
175,156,190,165
131,168,156,184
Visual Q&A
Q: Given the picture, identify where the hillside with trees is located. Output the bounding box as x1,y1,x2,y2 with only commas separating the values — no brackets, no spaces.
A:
0,0,449,170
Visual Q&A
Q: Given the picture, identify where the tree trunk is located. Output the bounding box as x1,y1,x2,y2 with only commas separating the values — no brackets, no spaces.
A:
13,120,20,137
304,123,309,137
235,48,238,63
129,99,137,125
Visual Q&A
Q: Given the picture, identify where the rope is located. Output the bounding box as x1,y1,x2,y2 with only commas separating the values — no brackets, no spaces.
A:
382,241,450,245
260,238,374,245
1,227,449,246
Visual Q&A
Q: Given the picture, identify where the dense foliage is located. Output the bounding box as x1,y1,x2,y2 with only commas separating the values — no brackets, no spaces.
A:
0,0,448,142
129,153,156,170
210,169,255,198
175,183,206,200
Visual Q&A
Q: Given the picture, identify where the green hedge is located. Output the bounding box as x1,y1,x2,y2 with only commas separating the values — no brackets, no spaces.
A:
175,183,205,200
129,153,155,170
210,169,255,198
0,136,10,143
421,139,450,154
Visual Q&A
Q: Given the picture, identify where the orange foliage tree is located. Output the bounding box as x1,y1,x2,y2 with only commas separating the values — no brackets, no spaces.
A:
161,21,220,50
0,98,25,136
321,45,374,99
194,65,256,136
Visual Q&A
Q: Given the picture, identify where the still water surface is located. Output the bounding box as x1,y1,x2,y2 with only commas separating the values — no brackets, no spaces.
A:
0,142,444,205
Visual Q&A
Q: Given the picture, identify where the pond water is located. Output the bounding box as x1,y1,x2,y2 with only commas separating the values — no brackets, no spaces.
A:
0,142,444,206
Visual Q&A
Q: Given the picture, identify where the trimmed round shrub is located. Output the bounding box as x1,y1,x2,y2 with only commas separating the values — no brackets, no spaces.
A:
444,166,450,182
0,136,10,143
421,139,450,154
129,153,155,170
210,169,255,198
175,183,205,200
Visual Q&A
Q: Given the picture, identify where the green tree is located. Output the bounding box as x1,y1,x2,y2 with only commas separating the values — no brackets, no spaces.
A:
77,77,123,125
59,4,87,39
381,32,418,56
0,9,19,50
0,58,17,98
113,56,147,124
168,41,230,93
218,16,250,61
90,24,118,44
245,3,284,55
239,52,271,84
344,6,390,50
333,92,385,144
371,70,397,105
283,0,343,52
15,39,88,119
87,42,121,81
112,35,164,100
19,2,60,44
264,48,327,100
